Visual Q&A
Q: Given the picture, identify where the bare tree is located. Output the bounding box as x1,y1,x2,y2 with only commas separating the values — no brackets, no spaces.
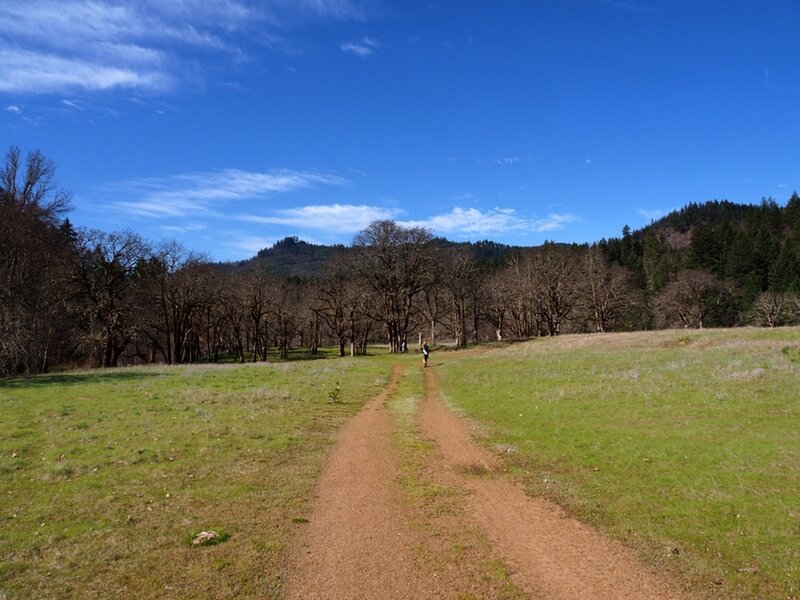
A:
576,246,643,332
1,146,71,221
0,146,75,375
241,272,272,361
483,267,516,341
139,242,214,364
218,280,247,363
271,280,302,359
751,291,790,327
314,253,355,357
438,247,481,346
71,230,151,367
655,269,727,329
789,293,800,325
419,285,443,346
506,253,540,338
353,220,433,352
170,261,218,363
531,244,579,336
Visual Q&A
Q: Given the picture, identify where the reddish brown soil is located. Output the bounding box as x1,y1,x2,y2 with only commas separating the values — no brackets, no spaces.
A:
286,365,446,599
286,361,685,599
419,367,683,600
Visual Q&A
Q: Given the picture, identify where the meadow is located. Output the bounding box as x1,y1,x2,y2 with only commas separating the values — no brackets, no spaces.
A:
2,328,799,599
0,353,392,599
436,328,800,599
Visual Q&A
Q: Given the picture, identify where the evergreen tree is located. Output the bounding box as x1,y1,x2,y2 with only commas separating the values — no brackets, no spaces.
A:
768,242,800,292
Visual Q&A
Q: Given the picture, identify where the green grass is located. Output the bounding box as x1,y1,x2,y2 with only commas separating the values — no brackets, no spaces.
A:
436,327,800,599
0,355,392,599
4,331,799,599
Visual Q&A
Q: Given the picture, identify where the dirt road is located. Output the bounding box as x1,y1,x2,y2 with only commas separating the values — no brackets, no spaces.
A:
285,361,683,599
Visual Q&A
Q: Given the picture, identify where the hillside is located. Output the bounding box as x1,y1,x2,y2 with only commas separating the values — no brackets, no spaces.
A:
601,193,800,302
232,235,522,279
234,236,342,279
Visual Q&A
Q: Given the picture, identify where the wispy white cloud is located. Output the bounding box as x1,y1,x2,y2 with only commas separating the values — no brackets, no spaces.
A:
239,204,571,241
61,99,86,111
400,207,524,236
340,36,381,57
109,168,349,218
6,104,21,113
477,156,521,166
160,222,208,234
266,0,374,25
0,0,374,95
241,203,401,233
399,207,523,237
400,207,578,238
0,49,170,94
531,213,578,232
0,1,232,94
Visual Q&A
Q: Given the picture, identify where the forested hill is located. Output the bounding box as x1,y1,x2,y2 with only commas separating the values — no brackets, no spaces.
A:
234,235,520,278
233,237,343,278
602,193,800,303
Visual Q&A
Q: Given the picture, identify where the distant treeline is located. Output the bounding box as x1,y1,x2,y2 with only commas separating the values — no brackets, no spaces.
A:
3,146,800,377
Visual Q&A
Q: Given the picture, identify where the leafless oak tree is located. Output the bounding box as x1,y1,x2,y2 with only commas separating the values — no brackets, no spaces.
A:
353,220,433,352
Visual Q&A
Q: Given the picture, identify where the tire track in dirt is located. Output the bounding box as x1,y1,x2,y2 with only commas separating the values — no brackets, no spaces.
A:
286,365,444,600
419,366,684,600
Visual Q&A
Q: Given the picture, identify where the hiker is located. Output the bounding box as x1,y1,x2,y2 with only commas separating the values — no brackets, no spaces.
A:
421,339,430,368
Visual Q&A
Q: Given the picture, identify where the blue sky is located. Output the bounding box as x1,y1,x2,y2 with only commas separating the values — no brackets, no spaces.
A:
2,1,799,261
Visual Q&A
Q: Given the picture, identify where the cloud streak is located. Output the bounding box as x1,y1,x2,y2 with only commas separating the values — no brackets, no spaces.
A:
340,37,381,57
92,167,579,252
109,168,349,217
231,205,579,245
241,204,401,233
240,205,578,240
531,213,578,232
401,207,578,237
0,49,170,94
400,207,527,235
0,0,374,95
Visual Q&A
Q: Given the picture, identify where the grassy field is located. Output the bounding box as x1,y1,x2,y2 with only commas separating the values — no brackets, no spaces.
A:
436,328,800,599
0,354,393,599
3,330,799,599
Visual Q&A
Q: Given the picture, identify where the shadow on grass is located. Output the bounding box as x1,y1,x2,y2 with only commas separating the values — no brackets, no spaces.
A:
0,369,161,390
1,345,390,388
194,346,368,364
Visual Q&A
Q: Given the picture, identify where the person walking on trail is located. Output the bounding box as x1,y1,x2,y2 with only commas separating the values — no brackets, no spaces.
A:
422,340,430,368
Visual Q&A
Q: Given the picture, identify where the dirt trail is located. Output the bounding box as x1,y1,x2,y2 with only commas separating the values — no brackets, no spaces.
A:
286,365,443,600
419,366,683,600
286,358,685,599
